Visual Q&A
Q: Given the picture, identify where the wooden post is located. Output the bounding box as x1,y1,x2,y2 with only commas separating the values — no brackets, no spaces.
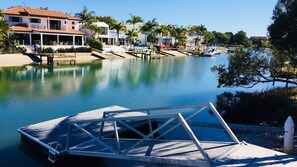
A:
284,116,294,153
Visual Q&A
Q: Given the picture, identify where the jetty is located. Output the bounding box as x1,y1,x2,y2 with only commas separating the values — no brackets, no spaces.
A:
18,103,297,166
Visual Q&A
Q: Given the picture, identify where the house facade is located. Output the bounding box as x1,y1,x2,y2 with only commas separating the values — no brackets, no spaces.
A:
87,22,126,46
3,6,86,50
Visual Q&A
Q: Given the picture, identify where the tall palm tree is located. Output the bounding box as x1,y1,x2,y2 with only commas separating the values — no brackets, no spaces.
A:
140,18,159,45
126,14,143,29
171,26,188,46
111,21,126,45
126,28,138,45
156,25,170,45
75,6,95,32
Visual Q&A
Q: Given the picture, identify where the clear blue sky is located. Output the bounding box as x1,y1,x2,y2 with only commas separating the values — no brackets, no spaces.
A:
1,0,277,37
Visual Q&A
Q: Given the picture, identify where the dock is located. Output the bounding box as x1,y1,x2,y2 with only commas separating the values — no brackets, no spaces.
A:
18,103,297,166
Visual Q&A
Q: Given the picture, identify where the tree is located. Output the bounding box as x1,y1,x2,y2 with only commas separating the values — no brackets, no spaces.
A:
202,31,216,45
212,0,297,88
213,31,230,45
75,6,96,32
156,25,170,45
111,21,126,45
233,30,250,46
126,14,143,29
140,18,159,45
268,0,297,65
126,28,138,45
171,26,188,46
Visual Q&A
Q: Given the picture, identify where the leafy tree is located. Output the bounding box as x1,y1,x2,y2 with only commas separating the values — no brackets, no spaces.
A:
213,31,230,45
268,0,297,65
212,0,297,88
202,31,216,45
172,26,188,46
126,14,143,29
75,6,96,32
233,30,250,46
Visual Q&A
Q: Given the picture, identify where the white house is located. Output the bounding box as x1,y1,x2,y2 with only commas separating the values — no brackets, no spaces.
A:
87,22,126,46
3,6,86,50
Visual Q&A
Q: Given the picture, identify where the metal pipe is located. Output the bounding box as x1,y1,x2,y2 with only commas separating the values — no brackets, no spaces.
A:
177,113,211,163
208,103,240,144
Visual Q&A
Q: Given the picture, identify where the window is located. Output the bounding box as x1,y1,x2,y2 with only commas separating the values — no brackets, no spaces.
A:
64,21,67,24
9,17,22,22
72,21,75,25
72,26,75,29
30,18,41,23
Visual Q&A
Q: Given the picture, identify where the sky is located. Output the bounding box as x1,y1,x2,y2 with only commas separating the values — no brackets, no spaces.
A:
1,0,278,37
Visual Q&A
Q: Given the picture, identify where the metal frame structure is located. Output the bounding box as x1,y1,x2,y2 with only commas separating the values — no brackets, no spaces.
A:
61,103,239,166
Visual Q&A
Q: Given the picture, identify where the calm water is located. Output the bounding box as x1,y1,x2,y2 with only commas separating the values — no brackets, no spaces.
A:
0,55,277,166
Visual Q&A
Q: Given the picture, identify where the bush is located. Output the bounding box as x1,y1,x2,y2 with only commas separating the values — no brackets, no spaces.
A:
1,46,27,54
41,47,54,53
56,47,92,53
216,88,297,126
87,37,103,50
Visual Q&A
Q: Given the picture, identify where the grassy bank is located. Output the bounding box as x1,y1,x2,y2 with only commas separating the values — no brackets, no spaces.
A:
216,87,297,127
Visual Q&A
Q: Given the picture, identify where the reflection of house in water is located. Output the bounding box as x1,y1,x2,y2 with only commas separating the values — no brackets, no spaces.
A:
0,58,187,98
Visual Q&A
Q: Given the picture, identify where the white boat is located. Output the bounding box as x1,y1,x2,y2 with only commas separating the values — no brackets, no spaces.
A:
203,47,221,57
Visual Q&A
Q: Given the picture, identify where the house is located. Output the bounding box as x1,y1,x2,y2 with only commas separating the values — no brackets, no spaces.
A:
87,22,126,46
186,31,204,49
3,6,86,50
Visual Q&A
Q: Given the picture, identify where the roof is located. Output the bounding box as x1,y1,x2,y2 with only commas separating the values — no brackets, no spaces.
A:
10,25,86,35
93,22,109,28
4,6,80,21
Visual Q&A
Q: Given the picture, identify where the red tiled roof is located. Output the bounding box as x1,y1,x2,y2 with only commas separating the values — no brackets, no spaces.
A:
10,25,32,32
10,26,86,35
4,6,80,21
33,28,86,35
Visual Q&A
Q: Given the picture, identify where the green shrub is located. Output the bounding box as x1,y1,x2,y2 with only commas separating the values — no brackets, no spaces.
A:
216,88,297,126
41,47,54,53
87,37,103,50
56,47,92,53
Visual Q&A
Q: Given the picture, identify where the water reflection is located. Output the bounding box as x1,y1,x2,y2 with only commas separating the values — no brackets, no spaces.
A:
0,57,188,101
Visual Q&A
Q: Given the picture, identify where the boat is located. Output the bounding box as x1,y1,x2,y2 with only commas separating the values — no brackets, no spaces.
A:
202,47,221,57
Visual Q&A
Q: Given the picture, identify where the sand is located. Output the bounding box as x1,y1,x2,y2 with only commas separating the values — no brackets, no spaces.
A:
0,53,103,67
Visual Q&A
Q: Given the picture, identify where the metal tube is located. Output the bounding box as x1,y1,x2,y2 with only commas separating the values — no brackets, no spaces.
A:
177,113,211,163
123,117,176,155
153,106,208,141
208,103,240,144
117,120,147,138
113,121,121,154
73,123,118,154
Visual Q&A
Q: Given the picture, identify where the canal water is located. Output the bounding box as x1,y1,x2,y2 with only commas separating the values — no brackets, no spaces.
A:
0,55,277,166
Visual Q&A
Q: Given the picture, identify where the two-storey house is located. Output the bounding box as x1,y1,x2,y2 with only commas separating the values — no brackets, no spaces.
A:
3,6,86,50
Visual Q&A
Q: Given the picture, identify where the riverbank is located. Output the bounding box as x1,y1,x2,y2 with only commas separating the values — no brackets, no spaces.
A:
0,53,103,67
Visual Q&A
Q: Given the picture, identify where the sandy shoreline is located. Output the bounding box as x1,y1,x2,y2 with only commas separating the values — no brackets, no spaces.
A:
0,53,104,67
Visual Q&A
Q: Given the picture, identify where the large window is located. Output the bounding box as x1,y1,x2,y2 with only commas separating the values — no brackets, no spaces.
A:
49,20,61,30
9,16,22,22
30,18,41,23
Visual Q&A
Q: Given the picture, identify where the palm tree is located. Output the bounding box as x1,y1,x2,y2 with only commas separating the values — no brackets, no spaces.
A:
126,14,143,29
140,18,159,45
88,24,103,36
171,26,188,46
126,28,138,45
111,21,126,45
75,6,96,32
156,25,170,45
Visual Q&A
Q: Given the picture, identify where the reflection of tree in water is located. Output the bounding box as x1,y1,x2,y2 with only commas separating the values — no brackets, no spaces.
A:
80,63,103,96
0,58,188,102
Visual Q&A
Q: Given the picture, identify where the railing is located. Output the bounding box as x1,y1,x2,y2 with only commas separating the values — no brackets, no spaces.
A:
63,103,240,164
